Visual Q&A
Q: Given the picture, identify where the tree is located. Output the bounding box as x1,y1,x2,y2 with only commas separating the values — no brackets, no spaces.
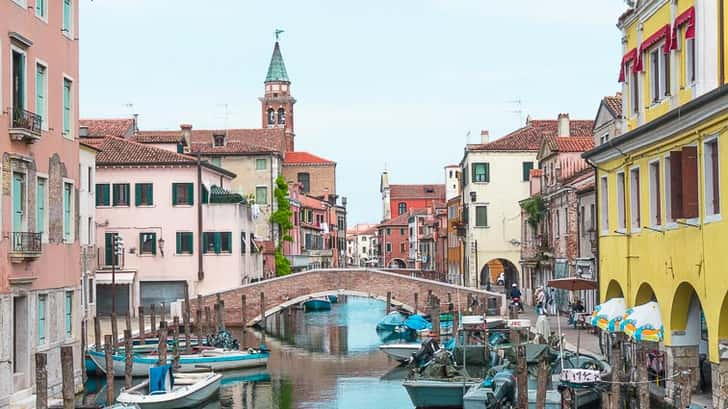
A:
270,176,293,276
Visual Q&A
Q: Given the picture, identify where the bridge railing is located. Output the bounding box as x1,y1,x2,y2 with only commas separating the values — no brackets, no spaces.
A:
381,268,448,283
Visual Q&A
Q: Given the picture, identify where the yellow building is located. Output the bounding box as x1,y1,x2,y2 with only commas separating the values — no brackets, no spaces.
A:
584,1,728,405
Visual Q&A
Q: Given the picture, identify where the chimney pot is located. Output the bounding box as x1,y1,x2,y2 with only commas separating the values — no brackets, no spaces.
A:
557,113,570,137
480,130,490,144
180,124,192,141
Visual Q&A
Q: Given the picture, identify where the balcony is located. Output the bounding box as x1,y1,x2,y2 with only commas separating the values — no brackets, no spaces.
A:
9,107,42,143
9,232,42,262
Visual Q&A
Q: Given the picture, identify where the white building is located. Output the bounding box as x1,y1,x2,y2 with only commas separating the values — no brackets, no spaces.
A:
346,224,378,266
444,164,460,201
79,141,99,323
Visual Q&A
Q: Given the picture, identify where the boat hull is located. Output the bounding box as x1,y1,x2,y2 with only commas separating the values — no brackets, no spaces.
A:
378,344,419,361
117,373,222,409
403,378,478,409
88,349,268,377
303,299,331,311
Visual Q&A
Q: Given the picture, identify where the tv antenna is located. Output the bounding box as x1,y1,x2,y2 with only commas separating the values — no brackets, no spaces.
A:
506,99,527,124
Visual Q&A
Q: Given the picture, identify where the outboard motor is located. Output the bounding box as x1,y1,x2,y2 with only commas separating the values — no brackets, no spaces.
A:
409,337,440,368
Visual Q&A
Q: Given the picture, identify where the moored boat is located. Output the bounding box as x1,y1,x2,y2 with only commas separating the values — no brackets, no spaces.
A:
88,348,269,377
376,311,407,332
403,377,479,409
378,343,421,362
303,297,332,311
116,366,221,409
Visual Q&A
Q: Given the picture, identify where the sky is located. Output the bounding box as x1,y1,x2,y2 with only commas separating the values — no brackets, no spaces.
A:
80,0,627,225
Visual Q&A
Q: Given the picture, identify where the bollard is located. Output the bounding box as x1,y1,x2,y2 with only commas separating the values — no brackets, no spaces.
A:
93,316,101,352
241,294,247,333
35,352,48,409
150,304,157,338
138,306,146,344
386,291,391,315
104,335,115,406
111,312,119,353
60,346,74,409
124,329,133,389
158,321,168,366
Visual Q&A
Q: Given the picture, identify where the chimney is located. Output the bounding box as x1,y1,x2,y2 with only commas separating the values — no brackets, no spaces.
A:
480,130,490,144
557,113,570,137
79,126,89,138
132,113,139,134
323,187,330,204
180,124,193,141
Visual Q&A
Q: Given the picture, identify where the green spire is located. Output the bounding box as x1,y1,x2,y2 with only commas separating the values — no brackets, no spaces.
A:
265,42,289,83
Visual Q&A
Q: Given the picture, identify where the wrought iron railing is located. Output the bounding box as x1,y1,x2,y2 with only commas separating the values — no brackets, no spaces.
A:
12,232,42,253
10,107,42,135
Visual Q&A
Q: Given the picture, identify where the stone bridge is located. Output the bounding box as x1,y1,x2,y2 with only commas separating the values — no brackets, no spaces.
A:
179,268,506,327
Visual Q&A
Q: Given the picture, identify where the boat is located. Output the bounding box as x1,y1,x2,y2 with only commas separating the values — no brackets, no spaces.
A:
303,297,332,311
376,311,407,332
88,347,269,377
86,339,206,373
378,343,421,362
327,294,338,303
116,365,222,409
403,377,479,408
464,381,562,409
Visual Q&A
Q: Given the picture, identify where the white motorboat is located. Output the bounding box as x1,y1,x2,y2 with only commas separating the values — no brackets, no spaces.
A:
88,348,268,377
116,371,222,409
378,343,420,361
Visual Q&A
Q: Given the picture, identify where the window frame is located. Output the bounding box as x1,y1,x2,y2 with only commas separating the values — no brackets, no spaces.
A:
685,37,696,86
62,0,74,39
36,175,48,242
255,158,267,171
176,231,193,255
35,60,48,130
10,46,27,113
96,183,111,207
112,183,130,207
139,232,157,256
38,293,47,345
63,180,74,242
616,172,626,232
648,159,662,227
522,161,534,182
35,0,48,21
664,154,676,226
474,205,488,228
703,135,721,221
172,182,194,206
255,185,268,205
628,62,639,116
135,183,154,207
472,162,490,183
62,75,74,139
297,172,310,193
629,166,641,232
65,291,73,337
398,202,407,215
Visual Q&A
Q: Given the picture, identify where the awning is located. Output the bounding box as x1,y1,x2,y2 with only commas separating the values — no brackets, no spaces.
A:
620,301,663,342
671,6,695,50
618,48,637,82
95,272,135,284
590,297,626,332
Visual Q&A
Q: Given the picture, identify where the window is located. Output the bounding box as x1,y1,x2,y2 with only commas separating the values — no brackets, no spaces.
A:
112,183,130,206
203,232,232,254
37,177,46,236
475,206,488,227
36,0,47,19
400,228,405,235
256,158,267,170
255,186,268,205
704,138,720,217
386,243,392,253
213,135,225,147
590,203,596,230
63,182,72,241
38,294,47,344
580,205,585,233
630,168,641,230
600,134,609,145
555,210,560,236
670,147,699,219
11,50,26,111
629,64,639,114
135,183,153,206
522,162,534,182
267,108,275,126
88,278,94,303
241,232,247,254
12,173,26,232
65,291,73,337
664,156,674,223
96,183,110,206
386,228,391,236
278,108,286,125
686,38,695,85
298,173,310,193
176,232,193,254
398,202,407,215
172,183,193,206
250,233,258,253
63,78,72,137
63,0,73,35
617,172,626,230
600,176,609,232
139,232,156,255
472,163,490,183
649,161,661,226
35,64,46,127
400,242,406,252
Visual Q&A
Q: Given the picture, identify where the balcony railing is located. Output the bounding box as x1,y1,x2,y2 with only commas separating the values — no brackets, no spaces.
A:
9,107,42,142
11,232,42,254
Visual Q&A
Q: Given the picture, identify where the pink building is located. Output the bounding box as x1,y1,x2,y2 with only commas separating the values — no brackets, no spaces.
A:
0,0,82,405
88,137,262,316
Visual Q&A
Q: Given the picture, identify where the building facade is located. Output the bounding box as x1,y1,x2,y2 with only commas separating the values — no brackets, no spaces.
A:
380,171,445,221
346,224,378,267
585,0,728,404
377,211,420,268
0,0,82,405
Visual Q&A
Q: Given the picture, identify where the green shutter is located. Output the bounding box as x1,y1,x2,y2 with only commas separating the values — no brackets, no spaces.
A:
146,184,153,205
105,233,113,265
223,232,231,252
471,163,477,183
202,186,209,204
522,162,534,182
150,232,157,255
187,183,194,205
202,232,209,254
135,183,142,206
176,232,182,254
172,183,178,205
213,232,221,254
484,163,490,182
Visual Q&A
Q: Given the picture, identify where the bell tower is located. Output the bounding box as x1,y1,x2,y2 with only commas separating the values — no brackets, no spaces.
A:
260,31,296,151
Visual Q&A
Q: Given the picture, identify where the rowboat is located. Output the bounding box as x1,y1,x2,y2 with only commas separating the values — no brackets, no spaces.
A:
116,367,221,409
376,311,407,332
378,343,420,362
303,297,332,311
403,377,479,408
86,339,206,373
88,348,268,377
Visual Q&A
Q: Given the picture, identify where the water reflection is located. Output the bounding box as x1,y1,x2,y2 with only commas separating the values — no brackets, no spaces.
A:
86,296,415,409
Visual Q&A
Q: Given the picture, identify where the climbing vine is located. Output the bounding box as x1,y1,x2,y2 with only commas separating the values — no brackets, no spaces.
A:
521,195,546,228
270,176,293,276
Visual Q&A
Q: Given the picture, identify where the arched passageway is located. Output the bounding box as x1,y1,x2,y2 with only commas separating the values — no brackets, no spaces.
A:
635,282,657,305
668,283,708,394
389,258,406,268
480,258,519,290
604,279,624,300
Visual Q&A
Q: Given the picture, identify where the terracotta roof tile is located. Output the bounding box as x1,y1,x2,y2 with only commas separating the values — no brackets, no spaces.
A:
134,128,287,155
96,137,197,165
550,136,595,152
530,168,544,177
133,131,182,144
284,151,335,165
80,118,134,138
390,184,446,200
378,209,427,226
603,94,623,118
468,119,594,152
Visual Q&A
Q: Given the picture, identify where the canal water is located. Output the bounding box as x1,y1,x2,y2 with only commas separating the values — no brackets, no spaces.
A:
86,296,417,408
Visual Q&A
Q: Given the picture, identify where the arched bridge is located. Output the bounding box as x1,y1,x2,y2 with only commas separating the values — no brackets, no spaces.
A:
183,268,506,327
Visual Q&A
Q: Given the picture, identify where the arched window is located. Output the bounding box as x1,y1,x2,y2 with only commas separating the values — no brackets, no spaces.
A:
297,172,310,193
398,202,407,215
267,108,275,125
278,108,286,125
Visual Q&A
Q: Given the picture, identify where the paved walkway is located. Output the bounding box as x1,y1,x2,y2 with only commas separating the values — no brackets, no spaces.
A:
520,308,603,357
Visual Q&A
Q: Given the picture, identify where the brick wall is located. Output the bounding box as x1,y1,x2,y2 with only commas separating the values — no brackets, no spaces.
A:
282,163,336,196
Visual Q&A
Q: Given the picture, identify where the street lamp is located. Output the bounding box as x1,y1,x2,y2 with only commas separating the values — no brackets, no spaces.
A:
111,235,124,316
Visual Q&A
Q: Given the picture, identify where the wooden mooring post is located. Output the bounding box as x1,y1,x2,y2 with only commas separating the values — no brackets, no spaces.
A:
124,329,133,389
158,321,168,366
93,316,101,352
259,292,266,330
150,303,157,338
35,352,48,409
60,345,74,409
413,292,418,314
125,312,132,338
432,299,441,337
183,295,191,352
204,306,212,338
160,302,166,326
196,308,203,345
172,316,181,369
385,291,391,314
104,335,115,406
111,312,119,352
536,355,549,409
241,294,247,333
80,319,87,384
138,306,146,345
514,329,528,408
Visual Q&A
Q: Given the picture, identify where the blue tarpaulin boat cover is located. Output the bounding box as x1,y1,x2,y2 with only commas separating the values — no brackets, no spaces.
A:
149,364,173,394
404,315,432,331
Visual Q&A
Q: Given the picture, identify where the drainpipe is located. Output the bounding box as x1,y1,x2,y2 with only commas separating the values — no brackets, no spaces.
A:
585,157,602,304
197,153,204,281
